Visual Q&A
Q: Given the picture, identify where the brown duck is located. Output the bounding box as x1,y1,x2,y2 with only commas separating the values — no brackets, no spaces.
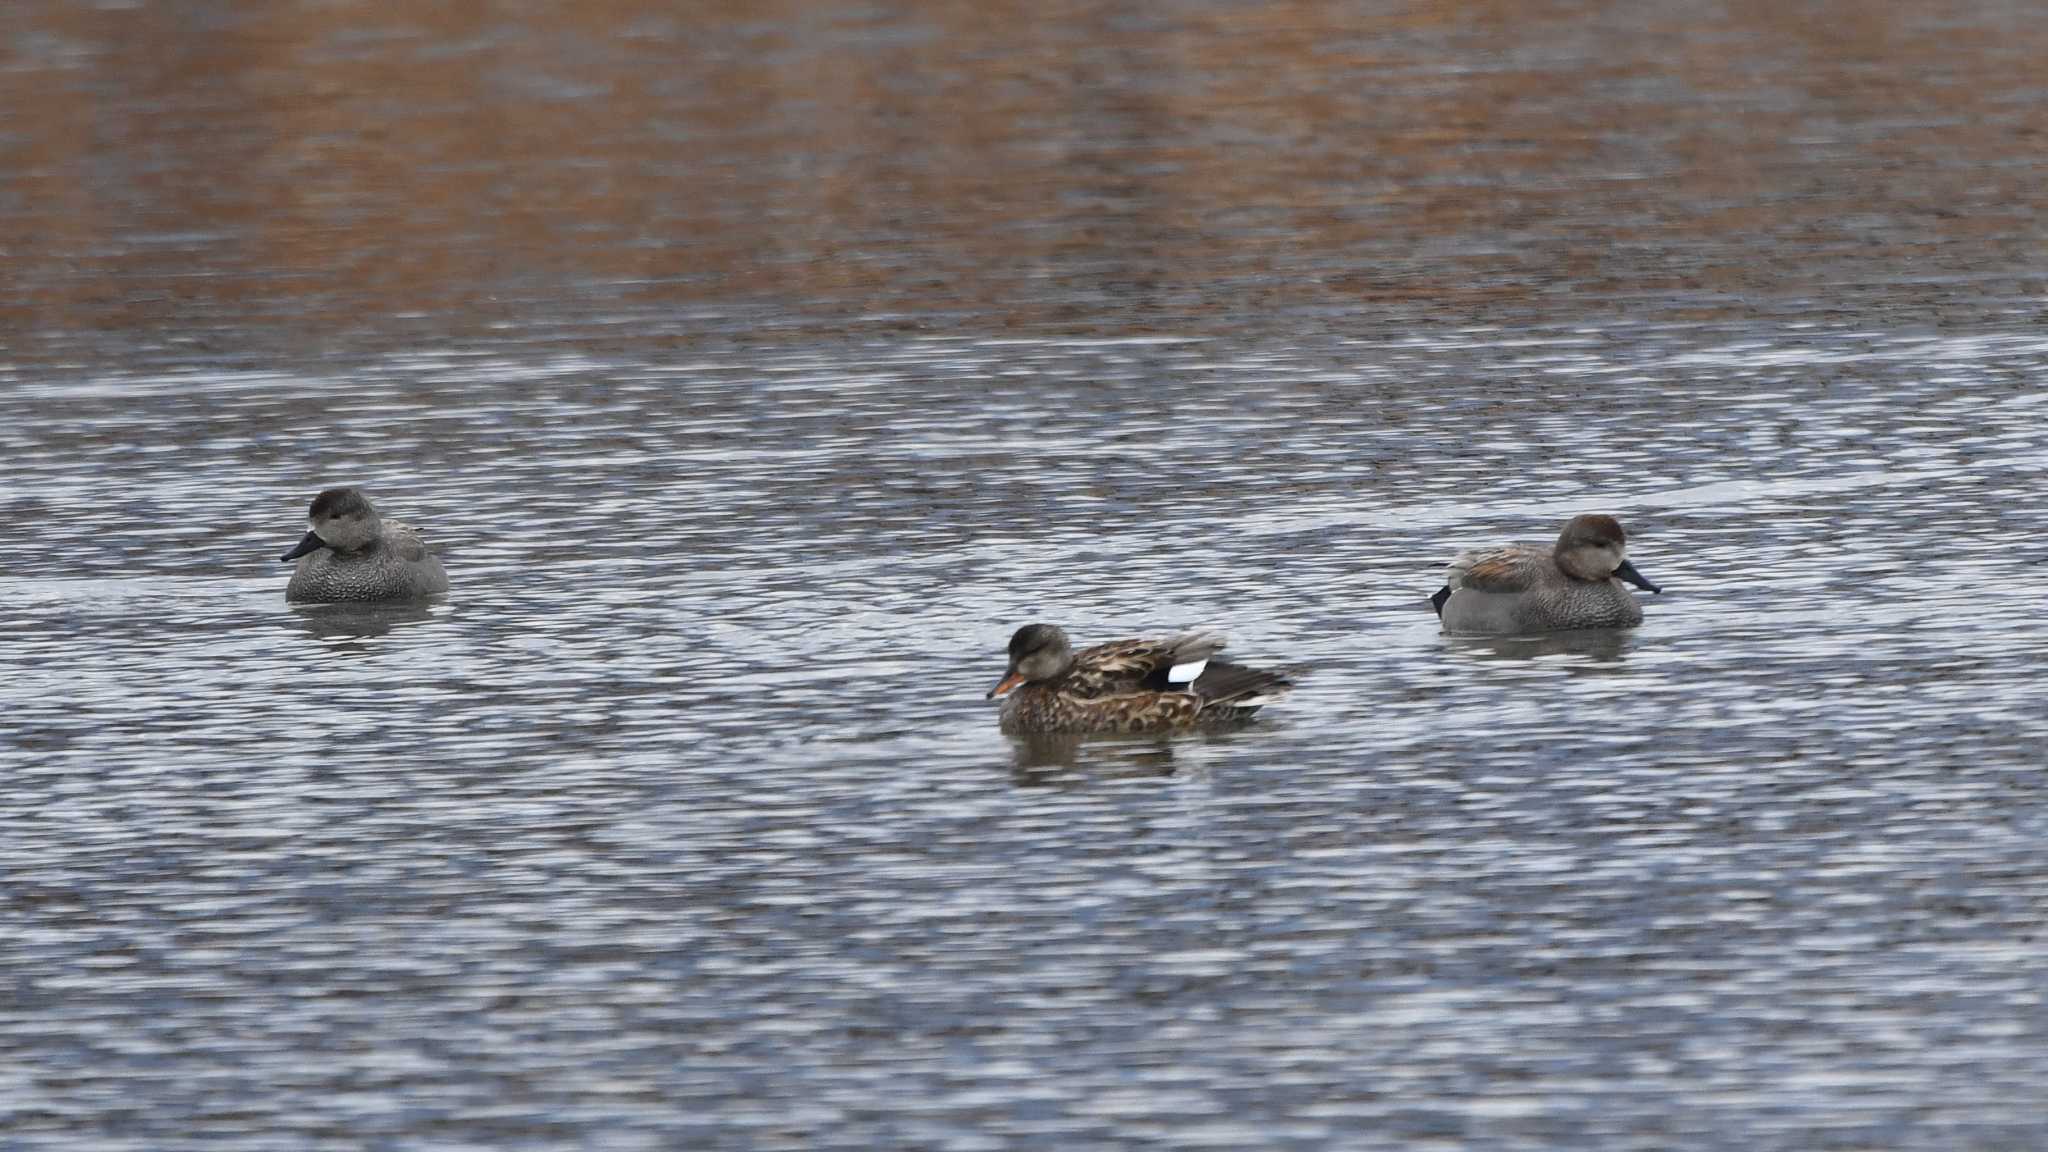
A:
985,623,1299,734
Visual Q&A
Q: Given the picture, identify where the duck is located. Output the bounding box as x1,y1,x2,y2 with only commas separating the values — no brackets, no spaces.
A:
985,623,1298,734
1429,513,1659,633
280,486,448,603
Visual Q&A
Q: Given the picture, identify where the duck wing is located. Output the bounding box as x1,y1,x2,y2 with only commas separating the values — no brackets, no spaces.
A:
1431,545,1543,615
386,521,436,563
1183,660,1300,708
1066,631,1229,698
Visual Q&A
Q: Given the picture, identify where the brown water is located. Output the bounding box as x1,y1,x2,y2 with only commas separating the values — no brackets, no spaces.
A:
4,3,2048,1149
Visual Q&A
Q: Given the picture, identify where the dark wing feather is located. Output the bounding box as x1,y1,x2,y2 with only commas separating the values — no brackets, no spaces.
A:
1185,660,1299,706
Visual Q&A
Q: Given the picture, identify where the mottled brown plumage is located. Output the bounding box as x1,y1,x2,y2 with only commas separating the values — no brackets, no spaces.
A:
986,624,1297,734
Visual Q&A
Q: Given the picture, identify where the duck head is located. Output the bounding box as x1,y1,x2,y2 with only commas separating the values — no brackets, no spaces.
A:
1554,513,1660,592
281,486,382,560
986,623,1075,698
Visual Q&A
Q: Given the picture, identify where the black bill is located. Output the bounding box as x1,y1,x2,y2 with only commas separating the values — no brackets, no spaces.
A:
280,530,328,561
1614,558,1661,594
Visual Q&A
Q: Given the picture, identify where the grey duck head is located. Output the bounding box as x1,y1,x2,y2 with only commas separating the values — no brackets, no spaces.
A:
281,486,382,561
987,623,1075,699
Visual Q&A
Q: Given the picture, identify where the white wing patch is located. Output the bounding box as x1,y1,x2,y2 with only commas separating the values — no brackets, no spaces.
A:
1167,659,1208,685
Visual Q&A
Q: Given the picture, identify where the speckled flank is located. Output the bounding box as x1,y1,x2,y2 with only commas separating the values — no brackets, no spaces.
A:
285,521,448,603
999,686,1206,734
1439,570,1645,634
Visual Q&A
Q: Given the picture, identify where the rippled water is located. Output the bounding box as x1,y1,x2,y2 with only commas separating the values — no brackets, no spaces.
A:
7,1,2048,1149
8,327,2048,1148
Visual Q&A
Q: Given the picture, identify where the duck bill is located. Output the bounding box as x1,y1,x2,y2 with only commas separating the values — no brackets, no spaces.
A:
1614,559,1661,593
280,530,328,562
985,671,1027,700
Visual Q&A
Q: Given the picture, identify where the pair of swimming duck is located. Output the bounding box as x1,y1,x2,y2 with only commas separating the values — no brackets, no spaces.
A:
987,512,1659,734
279,490,1659,736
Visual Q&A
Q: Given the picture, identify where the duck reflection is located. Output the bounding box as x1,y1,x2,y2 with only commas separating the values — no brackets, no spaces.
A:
1442,628,1635,664
286,601,443,645
1008,732,1179,784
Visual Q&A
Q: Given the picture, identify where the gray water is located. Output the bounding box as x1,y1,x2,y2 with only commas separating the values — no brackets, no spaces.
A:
6,3,2048,1149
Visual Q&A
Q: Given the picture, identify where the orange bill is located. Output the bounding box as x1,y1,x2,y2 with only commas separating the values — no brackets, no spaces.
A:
986,671,1026,699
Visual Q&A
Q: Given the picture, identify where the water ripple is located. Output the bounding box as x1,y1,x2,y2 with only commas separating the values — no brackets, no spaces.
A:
4,324,2048,1148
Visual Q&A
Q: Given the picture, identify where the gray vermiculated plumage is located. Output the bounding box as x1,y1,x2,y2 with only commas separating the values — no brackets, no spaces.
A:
1432,514,1654,633
285,520,448,602
1437,553,1644,632
282,487,448,603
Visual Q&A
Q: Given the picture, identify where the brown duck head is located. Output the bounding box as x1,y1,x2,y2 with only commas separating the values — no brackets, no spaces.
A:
1553,513,1659,592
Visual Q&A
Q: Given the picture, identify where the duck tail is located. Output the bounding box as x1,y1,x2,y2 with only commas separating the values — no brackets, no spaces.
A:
1441,548,1483,589
1191,661,1302,709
